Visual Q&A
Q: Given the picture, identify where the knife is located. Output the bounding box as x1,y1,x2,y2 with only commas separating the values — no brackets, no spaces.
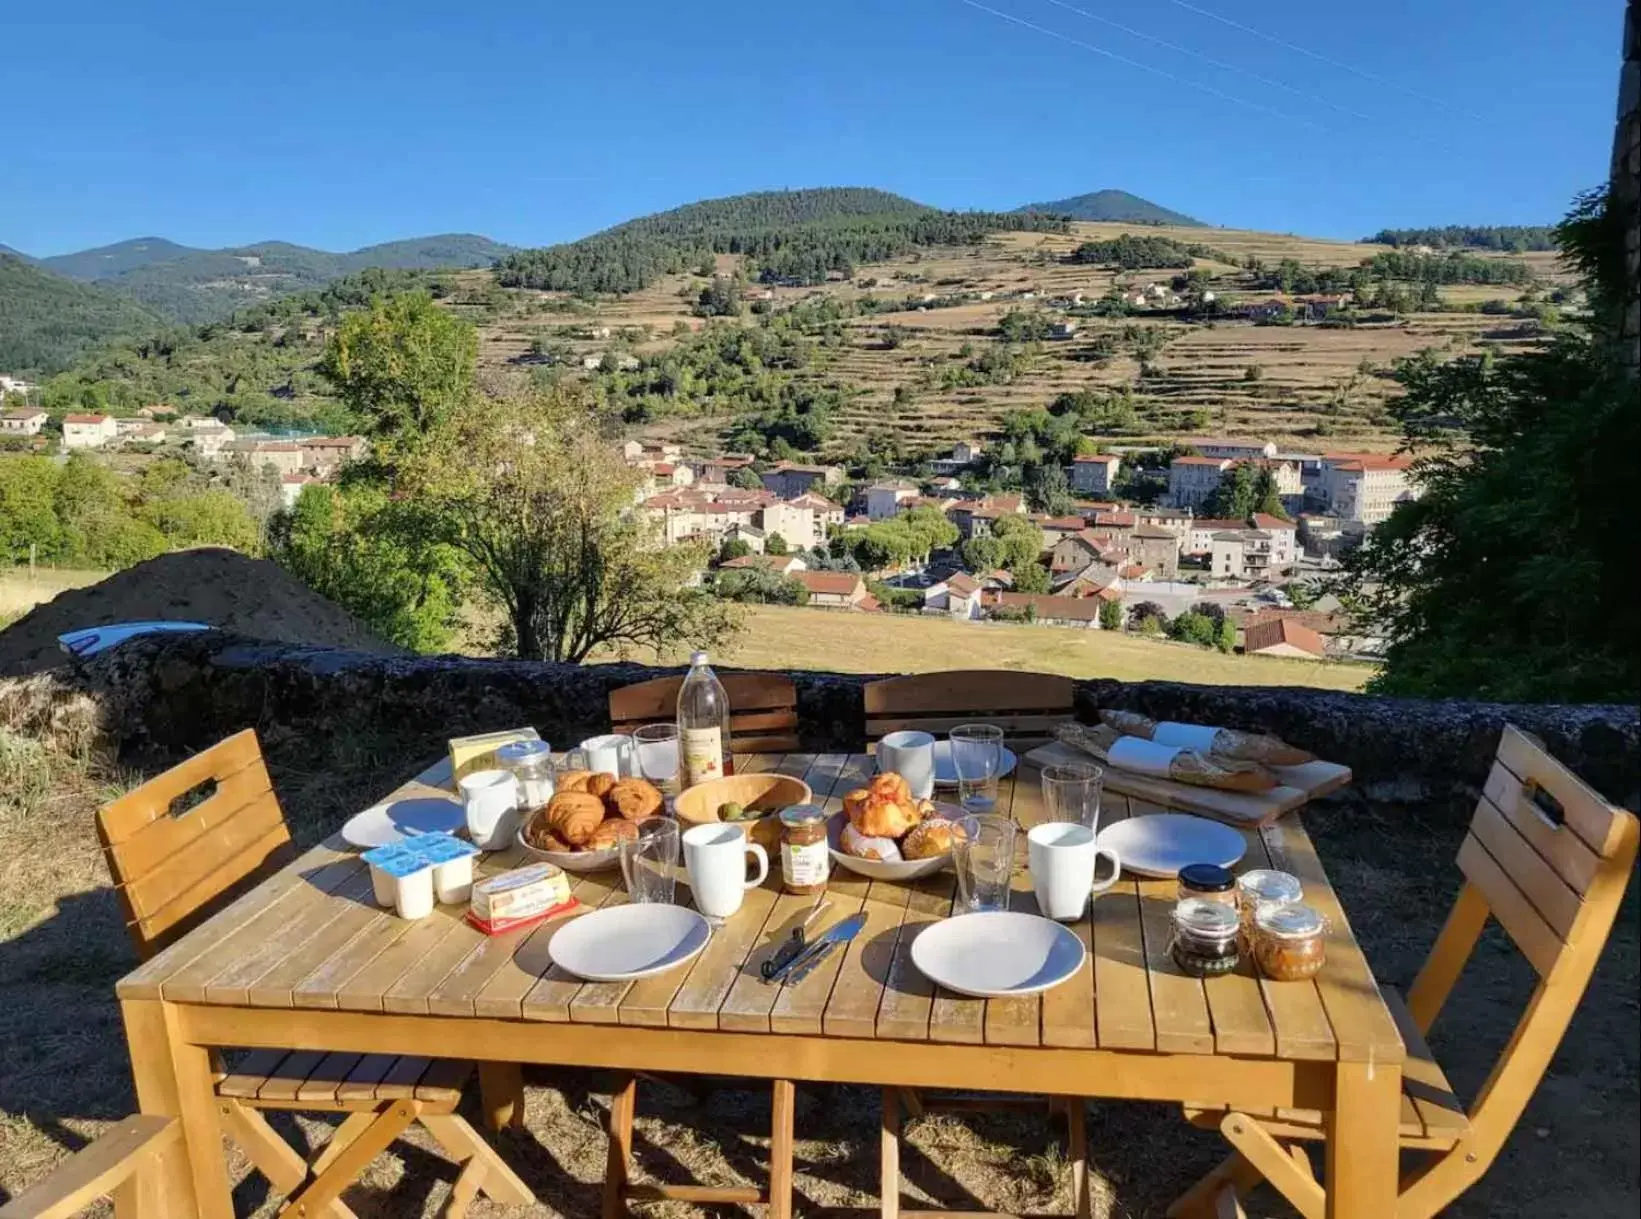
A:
762,911,866,985
759,894,832,980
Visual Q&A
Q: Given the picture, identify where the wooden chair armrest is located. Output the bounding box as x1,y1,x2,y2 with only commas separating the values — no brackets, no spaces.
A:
0,1115,179,1219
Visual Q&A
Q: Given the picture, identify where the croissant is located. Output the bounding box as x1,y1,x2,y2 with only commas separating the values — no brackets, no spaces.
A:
585,772,617,800
605,778,664,821
546,791,606,846
521,810,570,853
587,818,640,851
555,769,595,793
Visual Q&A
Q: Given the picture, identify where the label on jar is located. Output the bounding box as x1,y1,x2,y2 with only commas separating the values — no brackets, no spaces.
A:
782,838,830,889
681,727,724,786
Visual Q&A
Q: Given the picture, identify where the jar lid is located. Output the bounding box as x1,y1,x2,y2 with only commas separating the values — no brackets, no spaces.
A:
778,804,826,827
1255,902,1326,939
1237,868,1303,903
497,739,550,763
1178,863,1236,892
1173,897,1241,937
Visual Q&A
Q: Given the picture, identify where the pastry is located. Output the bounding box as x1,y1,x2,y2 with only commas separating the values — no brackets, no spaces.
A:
585,772,617,800
605,777,664,821
866,771,913,805
545,790,605,846
587,818,640,851
555,769,595,793
521,811,571,853
902,818,966,860
842,821,904,862
850,794,921,840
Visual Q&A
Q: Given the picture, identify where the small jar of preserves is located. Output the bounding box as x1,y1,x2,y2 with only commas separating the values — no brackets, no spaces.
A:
1177,862,1237,907
1253,903,1328,981
778,804,830,895
1169,897,1242,978
496,739,555,813
1236,868,1303,932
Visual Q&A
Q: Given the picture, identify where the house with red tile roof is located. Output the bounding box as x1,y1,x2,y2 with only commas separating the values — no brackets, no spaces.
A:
1243,616,1327,659
792,569,870,608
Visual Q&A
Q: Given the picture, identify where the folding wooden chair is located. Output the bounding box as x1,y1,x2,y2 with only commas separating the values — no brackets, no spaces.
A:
38,728,532,1219
0,1116,178,1219
863,670,1075,750
1167,724,1639,1219
610,670,801,753
866,670,1088,1218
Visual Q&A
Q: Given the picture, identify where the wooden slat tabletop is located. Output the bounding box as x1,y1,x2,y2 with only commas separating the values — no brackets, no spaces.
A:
118,752,1403,1068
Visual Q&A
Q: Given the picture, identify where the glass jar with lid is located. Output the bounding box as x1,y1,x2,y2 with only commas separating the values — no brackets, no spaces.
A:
1169,897,1242,978
497,739,555,813
1236,868,1303,931
1177,862,1237,907
1252,903,1328,981
778,804,830,895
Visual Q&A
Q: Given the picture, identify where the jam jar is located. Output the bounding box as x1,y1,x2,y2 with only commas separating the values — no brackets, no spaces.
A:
1177,862,1238,907
1236,868,1303,931
1169,897,1242,978
778,804,830,895
1253,902,1329,981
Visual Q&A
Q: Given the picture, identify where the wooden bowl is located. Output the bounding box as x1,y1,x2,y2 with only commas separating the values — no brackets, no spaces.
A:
673,772,813,853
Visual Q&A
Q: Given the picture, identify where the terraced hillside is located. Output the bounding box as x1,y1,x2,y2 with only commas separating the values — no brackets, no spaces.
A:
467,221,1566,457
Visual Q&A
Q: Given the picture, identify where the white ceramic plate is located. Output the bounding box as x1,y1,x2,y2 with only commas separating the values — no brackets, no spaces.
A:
342,795,465,848
825,810,957,882
1096,813,1246,878
931,740,1018,786
515,826,622,873
548,904,711,982
911,911,1086,998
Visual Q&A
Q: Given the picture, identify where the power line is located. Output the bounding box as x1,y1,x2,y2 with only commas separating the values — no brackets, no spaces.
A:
953,0,1326,131
1035,0,1376,123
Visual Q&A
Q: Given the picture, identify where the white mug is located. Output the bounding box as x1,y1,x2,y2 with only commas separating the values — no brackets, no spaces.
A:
1027,822,1121,921
682,822,769,920
577,733,634,779
459,769,521,851
878,729,936,799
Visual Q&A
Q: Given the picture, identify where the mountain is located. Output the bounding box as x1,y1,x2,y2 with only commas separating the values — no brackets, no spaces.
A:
495,186,1067,295
0,254,164,376
27,233,517,325
1013,189,1204,227
0,243,35,262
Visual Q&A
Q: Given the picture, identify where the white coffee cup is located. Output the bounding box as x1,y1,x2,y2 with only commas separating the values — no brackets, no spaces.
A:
682,823,769,920
1027,822,1121,921
578,733,634,779
459,769,521,851
878,729,936,799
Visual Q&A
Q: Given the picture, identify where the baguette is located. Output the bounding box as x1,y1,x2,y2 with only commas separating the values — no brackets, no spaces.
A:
1055,722,1279,793
1096,710,1314,766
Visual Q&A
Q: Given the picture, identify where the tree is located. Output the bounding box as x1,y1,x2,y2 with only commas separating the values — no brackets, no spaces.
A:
1130,600,1167,629
1216,617,1238,653
1202,462,1288,521
1024,463,1073,515
718,537,753,564
731,466,766,491
1098,597,1125,631
764,532,789,556
1344,187,1636,703
142,488,260,552
405,387,736,662
990,513,1045,572
958,534,1004,573
1011,561,1050,593
319,292,478,450
1169,610,1218,648
715,567,808,605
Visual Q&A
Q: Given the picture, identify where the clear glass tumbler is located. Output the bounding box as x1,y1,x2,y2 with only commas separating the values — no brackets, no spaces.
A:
954,814,1017,913
950,723,1005,814
633,723,681,795
1040,761,1103,830
619,817,680,904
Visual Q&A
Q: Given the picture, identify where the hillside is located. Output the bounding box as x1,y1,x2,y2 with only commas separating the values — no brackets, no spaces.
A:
0,254,164,377
495,187,1068,295
26,233,515,325
1015,189,1203,226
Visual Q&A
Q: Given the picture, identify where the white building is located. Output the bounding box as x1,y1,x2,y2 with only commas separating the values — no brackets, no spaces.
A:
865,481,919,521
1210,530,1281,580
1183,437,1279,461
1166,456,1232,509
923,571,984,620
0,409,48,436
1319,453,1416,525
758,498,829,552
1069,453,1120,495
0,375,37,398
191,423,236,459
61,413,118,449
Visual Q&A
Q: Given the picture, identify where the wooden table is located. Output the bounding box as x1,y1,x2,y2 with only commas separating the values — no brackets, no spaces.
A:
115,751,1406,1218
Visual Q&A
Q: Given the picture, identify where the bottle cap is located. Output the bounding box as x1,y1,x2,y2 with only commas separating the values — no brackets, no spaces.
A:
690,650,708,665
1179,863,1236,893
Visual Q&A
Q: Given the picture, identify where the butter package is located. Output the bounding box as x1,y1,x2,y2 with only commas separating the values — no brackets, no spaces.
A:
469,862,571,924
449,727,541,783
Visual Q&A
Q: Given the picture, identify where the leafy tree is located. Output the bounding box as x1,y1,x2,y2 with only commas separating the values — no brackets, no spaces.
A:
1130,600,1168,629
1011,561,1050,593
1344,187,1636,703
405,387,736,662
319,292,477,450
731,465,766,491
693,279,742,318
1202,463,1287,520
1024,463,1073,515
764,532,789,556
1169,610,1218,647
958,534,1004,573
718,537,753,564
1216,617,1238,653
715,567,809,605
0,458,65,562
990,513,1045,572
141,488,260,552
1098,598,1125,631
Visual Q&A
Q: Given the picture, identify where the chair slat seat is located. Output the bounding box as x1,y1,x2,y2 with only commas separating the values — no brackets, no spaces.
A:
216,1050,468,1111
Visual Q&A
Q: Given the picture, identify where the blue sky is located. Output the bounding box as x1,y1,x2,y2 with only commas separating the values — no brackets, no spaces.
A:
2,0,1622,255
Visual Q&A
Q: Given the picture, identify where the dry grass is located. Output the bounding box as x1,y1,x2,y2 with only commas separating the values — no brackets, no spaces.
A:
689,606,1372,691
0,568,108,625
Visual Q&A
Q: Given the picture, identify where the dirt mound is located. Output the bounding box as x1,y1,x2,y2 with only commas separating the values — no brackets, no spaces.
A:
0,549,404,677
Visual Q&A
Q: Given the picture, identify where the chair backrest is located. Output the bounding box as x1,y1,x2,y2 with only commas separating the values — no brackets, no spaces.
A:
97,729,295,960
862,670,1076,747
1401,723,1637,1213
609,672,800,754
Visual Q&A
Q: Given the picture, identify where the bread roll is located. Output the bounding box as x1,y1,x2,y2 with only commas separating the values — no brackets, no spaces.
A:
842,821,903,862
902,818,965,860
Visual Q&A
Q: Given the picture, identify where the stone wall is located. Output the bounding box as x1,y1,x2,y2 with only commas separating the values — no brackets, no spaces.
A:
68,633,1641,808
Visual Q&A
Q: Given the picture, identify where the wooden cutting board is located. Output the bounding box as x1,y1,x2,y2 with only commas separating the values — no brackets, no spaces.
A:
1022,739,1352,828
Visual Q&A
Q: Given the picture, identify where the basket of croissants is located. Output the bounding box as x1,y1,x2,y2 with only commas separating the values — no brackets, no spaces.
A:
518,771,666,872
826,771,970,881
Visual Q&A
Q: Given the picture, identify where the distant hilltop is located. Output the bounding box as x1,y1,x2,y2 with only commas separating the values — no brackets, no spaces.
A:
1013,189,1204,227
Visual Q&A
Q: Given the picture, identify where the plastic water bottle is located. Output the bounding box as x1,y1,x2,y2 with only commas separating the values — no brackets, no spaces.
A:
677,650,733,787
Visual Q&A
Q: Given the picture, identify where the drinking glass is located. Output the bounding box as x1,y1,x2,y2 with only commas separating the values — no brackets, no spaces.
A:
950,723,1005,814
954,814,1017,913
619,818,679,904
1040,762,1104,830
633,723,681,794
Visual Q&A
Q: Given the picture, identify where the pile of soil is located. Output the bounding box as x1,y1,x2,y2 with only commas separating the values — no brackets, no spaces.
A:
0,549,404,677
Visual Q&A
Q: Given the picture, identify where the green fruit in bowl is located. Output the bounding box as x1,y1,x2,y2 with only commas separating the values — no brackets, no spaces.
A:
718,800,752,822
